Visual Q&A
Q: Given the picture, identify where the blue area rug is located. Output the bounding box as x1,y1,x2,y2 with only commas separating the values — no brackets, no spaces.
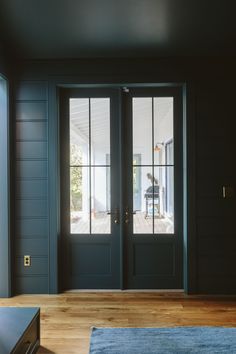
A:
89,327,236,353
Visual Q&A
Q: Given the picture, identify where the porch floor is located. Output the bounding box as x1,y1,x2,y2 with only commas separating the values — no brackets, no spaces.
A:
71,212,174,234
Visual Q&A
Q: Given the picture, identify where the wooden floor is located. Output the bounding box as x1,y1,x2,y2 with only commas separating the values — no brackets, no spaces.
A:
0,292,236,354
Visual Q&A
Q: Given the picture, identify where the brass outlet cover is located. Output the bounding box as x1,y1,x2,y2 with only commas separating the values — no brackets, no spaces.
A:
24,255,31,267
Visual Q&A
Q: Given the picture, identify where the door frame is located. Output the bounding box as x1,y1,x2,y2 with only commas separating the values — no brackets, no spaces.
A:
48,82,197,294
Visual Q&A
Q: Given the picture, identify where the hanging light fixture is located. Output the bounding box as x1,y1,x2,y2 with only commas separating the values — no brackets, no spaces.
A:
154,142,164,152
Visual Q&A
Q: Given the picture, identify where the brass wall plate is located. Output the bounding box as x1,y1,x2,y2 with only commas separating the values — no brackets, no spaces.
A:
24,255,31,267
222,186,234,198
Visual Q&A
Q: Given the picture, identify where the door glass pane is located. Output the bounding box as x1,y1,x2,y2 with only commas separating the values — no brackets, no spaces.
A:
133,166,153,234
70,99,89,165
70,167,90,234
91,167,111,234
70,97,111,235
154,166,174,234
133,98,152,165
132,96,174,235
154,97,173,165
91,98,110,165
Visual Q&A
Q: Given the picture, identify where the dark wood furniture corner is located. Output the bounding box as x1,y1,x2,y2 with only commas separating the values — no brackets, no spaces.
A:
0,307,40,354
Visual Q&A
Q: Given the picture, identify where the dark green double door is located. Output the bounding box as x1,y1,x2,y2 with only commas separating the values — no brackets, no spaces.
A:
60,87,183,290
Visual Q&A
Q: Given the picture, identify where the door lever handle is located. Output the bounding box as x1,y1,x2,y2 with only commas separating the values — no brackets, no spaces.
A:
124,209,137,224
107,209,119,224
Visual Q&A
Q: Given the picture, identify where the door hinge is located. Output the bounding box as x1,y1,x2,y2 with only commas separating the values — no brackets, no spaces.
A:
122,87,130,93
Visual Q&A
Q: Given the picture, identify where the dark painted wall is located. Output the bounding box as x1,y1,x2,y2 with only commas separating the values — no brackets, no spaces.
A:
195,81,236,293
14,82,49,293
0,53,7,75
12,57,236,294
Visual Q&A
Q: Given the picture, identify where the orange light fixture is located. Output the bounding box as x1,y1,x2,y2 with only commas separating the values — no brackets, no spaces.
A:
154,142,164,152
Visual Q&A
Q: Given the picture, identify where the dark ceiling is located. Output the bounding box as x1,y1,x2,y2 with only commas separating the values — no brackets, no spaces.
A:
0,0,236,59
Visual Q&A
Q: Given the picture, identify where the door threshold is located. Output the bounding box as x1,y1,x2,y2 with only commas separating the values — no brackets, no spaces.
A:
65,289,184,293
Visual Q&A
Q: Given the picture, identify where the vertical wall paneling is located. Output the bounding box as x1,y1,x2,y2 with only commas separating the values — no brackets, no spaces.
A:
14,81,49,294
0,76,11,297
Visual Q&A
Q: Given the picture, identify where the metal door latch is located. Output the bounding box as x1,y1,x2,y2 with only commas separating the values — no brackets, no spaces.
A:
107,208,120,224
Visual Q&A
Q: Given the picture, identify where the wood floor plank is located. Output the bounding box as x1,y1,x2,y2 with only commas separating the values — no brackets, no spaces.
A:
0,292,236,353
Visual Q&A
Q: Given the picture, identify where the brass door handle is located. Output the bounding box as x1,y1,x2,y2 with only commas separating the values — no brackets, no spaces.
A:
124,208,129,224
107,209,119,224
124,209,137,224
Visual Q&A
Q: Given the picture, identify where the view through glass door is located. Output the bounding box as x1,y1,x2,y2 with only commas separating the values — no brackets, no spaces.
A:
60,87,183,290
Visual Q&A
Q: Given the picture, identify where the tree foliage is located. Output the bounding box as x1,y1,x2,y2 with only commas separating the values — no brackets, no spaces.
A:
70,144,83,211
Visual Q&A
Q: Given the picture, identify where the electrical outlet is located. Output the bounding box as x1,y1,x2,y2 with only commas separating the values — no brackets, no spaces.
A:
24,255,31,267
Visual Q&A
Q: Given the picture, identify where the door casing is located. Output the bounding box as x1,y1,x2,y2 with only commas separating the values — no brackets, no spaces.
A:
59,85,188,289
